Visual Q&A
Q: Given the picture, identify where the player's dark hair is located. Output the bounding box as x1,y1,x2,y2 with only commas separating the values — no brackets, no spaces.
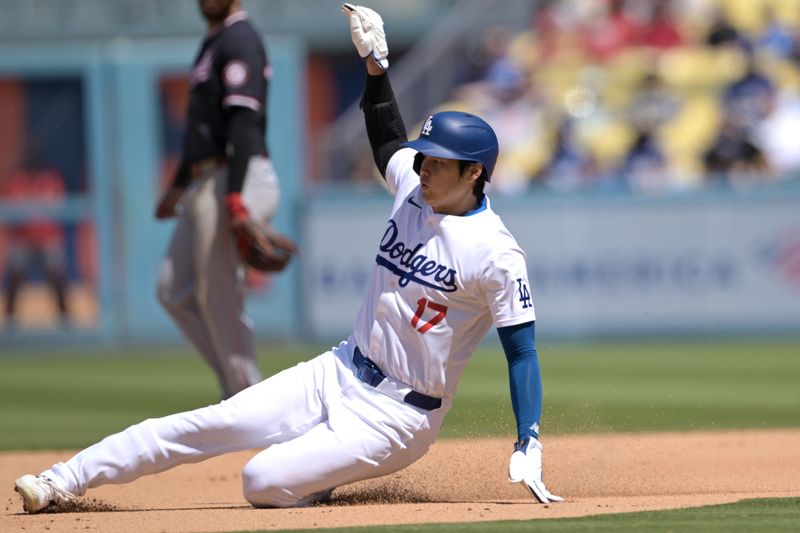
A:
459,160,487,198
473,174,487,198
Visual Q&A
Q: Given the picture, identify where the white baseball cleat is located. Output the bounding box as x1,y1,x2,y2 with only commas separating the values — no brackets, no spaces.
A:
14,474,75,513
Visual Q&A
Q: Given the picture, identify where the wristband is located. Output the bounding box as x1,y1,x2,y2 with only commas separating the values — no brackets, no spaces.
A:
224,192,249,221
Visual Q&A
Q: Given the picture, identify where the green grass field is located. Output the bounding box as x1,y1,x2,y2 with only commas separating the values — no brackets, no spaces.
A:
1,337,798,531
0,338,798,449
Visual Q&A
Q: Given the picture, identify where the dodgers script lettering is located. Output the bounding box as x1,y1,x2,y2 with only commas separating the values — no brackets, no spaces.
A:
376,220,458,292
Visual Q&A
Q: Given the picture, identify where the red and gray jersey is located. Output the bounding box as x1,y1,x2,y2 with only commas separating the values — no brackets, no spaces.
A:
183,11,269,163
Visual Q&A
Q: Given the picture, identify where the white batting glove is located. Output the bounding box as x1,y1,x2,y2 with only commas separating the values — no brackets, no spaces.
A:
342,3,389,70
508,437,564,503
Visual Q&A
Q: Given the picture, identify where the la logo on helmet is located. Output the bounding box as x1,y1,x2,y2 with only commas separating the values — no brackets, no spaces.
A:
421,115,433,136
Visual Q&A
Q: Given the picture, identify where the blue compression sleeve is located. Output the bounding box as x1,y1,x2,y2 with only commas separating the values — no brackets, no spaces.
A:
498,321,542,441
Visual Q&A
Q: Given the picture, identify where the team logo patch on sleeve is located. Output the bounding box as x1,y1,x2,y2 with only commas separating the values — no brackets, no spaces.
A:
516,278,532,309
223,61,249,87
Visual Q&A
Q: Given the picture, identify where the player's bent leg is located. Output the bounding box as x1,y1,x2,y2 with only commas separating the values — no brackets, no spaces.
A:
241,375,442,508
241,424,436,508
241,424,340,508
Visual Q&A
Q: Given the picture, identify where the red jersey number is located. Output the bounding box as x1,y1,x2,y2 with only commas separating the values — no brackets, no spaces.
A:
411,298,448,334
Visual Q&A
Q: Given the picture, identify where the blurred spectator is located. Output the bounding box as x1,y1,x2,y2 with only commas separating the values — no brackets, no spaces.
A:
754,89,800,177
484,57,531,104
703,111,770,187
790,29,800,66
459,25,515,84
635,0,683,51
721,44,776,131
705,7,741,48
397,0,800,196
628,71,680,133
618,127,669,193
537,117,598,192
530,0,584,62
2,146,70,328
757,4,795,59
531,0,565,37
458,57,547,194
580,0,640,62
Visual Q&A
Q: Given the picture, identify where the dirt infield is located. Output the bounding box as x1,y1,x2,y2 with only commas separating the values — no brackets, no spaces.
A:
2,428,799,532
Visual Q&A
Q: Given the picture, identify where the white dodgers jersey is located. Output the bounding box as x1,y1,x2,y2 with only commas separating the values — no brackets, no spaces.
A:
353,148,536,400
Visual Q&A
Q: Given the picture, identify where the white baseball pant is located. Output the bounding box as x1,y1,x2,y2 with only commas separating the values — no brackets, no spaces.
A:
41,339,447,507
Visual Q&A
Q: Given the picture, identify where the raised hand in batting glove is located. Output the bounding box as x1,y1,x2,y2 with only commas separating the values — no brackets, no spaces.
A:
342,3,389,70
508,437,563,504
225,193,297,273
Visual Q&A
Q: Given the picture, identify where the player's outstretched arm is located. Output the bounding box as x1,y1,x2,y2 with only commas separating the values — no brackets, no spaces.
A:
498,321,563,503
343,4,407,177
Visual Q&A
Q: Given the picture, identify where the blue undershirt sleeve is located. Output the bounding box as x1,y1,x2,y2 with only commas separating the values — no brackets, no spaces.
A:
497,320,542,441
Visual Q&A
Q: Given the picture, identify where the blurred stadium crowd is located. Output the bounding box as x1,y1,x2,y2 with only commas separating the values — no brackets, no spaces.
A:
433,0,800,195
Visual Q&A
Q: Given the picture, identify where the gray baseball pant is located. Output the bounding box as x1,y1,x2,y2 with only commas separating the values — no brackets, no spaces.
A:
156,156,280,398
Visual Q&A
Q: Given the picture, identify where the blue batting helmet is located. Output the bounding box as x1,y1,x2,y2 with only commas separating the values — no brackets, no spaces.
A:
403,111,499,181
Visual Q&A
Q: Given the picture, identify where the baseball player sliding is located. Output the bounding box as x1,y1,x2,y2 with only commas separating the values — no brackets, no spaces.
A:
13,4,561,513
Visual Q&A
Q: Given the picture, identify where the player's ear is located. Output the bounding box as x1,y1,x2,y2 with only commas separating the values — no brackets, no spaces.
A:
466,163,483,184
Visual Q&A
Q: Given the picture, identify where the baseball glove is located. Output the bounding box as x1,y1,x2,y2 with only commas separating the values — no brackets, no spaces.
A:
232,219,297,273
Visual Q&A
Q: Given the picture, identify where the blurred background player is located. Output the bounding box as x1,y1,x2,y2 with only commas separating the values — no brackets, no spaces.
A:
2,145,70,329
154,0,282,398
